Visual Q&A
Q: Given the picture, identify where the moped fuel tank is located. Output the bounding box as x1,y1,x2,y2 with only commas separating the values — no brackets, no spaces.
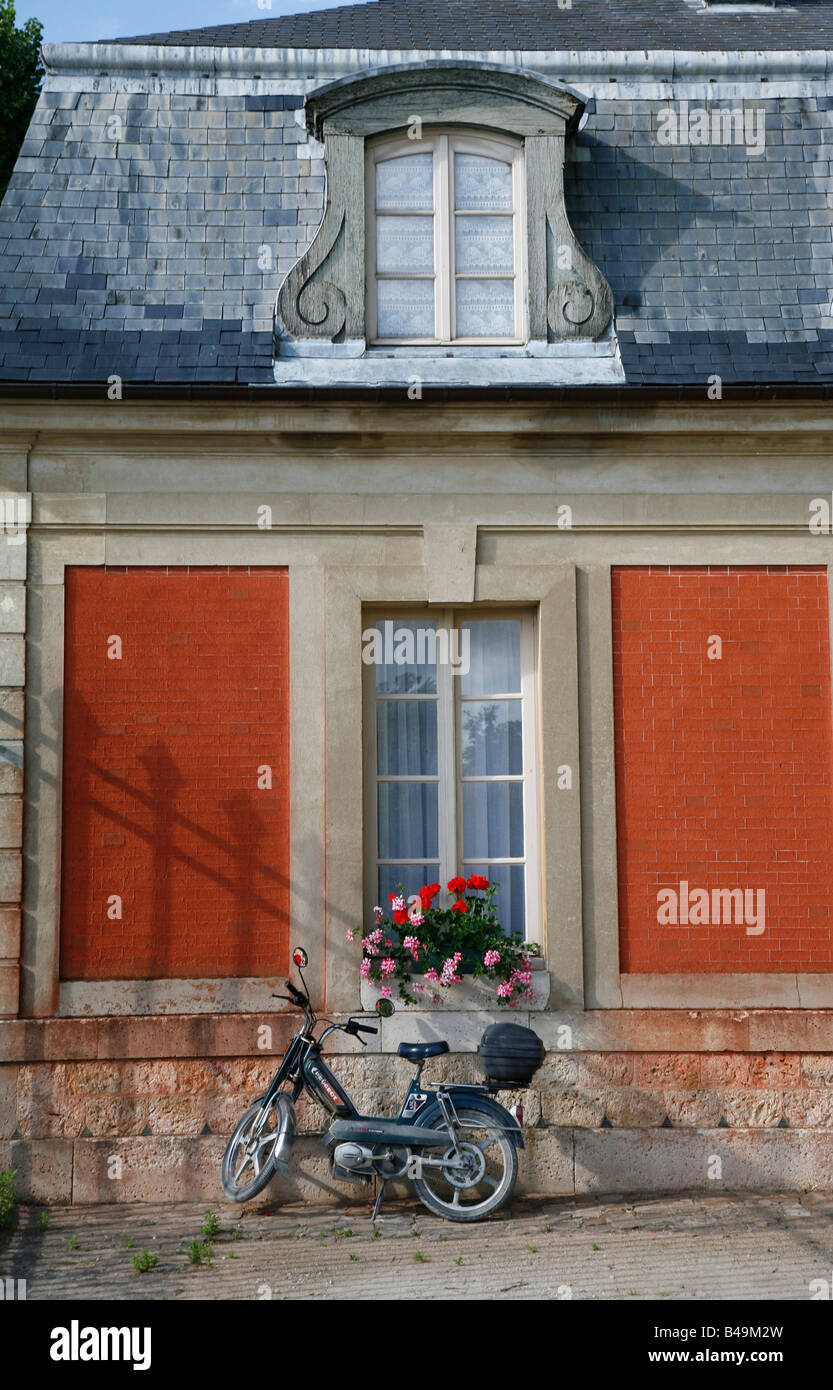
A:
301,1049,356,1117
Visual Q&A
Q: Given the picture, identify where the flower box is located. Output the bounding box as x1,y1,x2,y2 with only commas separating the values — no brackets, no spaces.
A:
351,874,544,1009
361,967,550,1013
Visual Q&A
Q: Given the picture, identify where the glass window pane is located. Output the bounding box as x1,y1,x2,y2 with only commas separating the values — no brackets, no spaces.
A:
378,864,440,911
460,620,521,695
454,153,513,210
377,279,435,338
460,699,522,776
378,782,438,860
455,278,514,338
374,619,438,695
462,782,524,859
376,153,434,210
377,700,438,776
464,863,525,937
377,215,434,274
455,215,514,274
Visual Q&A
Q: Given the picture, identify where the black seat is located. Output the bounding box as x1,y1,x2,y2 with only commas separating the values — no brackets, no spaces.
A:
397,1041,450,1061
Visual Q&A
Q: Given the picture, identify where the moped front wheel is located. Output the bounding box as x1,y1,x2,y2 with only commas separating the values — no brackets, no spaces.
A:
411,1104,518,1223
221,1097,283,1202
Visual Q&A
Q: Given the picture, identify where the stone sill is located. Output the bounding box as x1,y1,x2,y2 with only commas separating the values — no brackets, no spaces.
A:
3,1007,833,1061
272,344,625,388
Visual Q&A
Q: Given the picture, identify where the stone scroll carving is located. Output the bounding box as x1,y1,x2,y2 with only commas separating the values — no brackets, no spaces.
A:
281,210,347,340
274,131,364,350
526,133,613,344
545,220,614,342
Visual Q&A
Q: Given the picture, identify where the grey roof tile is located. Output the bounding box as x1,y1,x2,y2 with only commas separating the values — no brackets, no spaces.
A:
107,1,833,52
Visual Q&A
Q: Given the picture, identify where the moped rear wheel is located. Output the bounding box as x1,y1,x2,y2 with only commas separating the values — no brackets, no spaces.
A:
221,1097,283,1202
411,1104,518,1223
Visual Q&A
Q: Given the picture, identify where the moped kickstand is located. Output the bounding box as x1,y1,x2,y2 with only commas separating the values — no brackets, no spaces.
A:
370,1179,387,1224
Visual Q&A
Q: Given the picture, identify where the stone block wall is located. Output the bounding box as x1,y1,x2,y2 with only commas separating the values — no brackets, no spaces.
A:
4,1017,833,1205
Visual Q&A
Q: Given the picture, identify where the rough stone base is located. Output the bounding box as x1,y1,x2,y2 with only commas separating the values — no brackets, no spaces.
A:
5,1021,833,1205
3,1129,833,1206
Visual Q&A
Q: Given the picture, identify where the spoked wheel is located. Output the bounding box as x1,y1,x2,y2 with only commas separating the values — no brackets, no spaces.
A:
221,1096,284,1202
411,1105,518,1223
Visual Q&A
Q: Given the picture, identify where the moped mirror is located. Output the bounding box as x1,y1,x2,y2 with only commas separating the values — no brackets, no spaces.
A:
375,998,394,1018
293,946,308,968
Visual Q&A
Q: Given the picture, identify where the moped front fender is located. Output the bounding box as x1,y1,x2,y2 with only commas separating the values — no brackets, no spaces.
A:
414,1094,525,1150
252,1091,297,1174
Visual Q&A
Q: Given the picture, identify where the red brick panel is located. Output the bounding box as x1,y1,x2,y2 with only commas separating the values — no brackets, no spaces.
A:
60,567,290,980
612,565,833,974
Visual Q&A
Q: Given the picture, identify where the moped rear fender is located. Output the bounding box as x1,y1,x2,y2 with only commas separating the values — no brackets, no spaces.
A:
415,1094,525,1150
326,1118,451,1149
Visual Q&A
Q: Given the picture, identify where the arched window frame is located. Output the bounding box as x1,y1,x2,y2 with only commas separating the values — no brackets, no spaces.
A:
366,128,527,346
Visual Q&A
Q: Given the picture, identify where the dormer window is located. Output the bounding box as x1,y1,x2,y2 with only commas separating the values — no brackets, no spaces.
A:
274,62,618,384
367,131,526,345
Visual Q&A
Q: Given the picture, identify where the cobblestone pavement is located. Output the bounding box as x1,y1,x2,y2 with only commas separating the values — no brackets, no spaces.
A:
2,1190,832,1301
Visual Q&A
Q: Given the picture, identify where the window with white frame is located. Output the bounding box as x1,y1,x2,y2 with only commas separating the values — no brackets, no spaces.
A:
366,131,527,345
363,612,539,938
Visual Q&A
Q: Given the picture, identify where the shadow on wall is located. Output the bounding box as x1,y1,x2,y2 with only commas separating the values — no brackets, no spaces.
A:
59,691,290,981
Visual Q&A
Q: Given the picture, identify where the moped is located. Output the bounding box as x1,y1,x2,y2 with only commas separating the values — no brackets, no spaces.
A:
221,947,525,1222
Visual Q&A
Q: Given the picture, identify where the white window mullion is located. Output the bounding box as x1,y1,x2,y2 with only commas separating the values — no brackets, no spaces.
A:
435,135,451,342
513,146,526,342
437,604,457,890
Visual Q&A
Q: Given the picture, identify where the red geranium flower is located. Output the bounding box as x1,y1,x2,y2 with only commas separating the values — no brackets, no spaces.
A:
394,909,408,926
466,874,490,891
447,876,467,895
452,900,468,914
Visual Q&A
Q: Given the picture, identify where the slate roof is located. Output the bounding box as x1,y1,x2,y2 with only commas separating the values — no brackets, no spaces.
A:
111,0,833,54
2,3,833,389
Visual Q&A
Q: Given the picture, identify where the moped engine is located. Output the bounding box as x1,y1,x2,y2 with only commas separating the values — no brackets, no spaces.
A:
333,1142,377,1171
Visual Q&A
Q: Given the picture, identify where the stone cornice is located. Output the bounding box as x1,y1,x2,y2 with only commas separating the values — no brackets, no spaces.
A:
3,1009,833,1057
41,42,833,89
2,399,833,438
